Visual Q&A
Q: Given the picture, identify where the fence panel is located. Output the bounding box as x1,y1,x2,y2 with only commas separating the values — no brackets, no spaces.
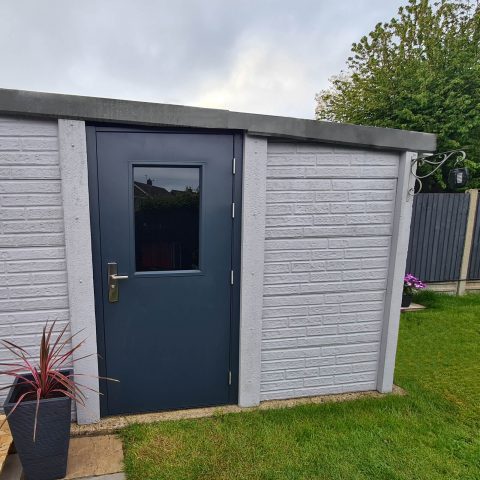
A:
468,195,480,280
406,193,470,282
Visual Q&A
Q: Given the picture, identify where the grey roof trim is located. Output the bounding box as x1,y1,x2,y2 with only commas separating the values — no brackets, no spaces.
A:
0,88,436,152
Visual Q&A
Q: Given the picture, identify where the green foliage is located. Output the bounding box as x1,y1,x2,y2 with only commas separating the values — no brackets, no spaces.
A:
122,292,480,479
138,188,199,212
316,0,480,191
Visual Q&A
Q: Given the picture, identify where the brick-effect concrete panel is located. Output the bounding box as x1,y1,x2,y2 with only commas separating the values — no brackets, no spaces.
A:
261,142,399,400
0,116,71,403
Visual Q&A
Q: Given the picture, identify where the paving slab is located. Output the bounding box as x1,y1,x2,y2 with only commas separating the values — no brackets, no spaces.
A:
65,436,123,479
401,303,426,312
0,415,13,474
0,454,20,480
0,435,124,480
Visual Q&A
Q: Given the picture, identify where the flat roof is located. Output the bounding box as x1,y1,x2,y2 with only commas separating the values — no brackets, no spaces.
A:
0,88,436,152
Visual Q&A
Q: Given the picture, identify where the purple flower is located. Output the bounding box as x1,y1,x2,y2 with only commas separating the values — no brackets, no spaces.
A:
403,273,426,293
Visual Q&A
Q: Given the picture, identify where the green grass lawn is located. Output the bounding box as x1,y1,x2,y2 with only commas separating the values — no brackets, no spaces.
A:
122,292,480,479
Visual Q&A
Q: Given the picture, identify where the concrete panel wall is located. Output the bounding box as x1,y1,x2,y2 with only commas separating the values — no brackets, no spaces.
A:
0,118,408,413
239,135,267,407
0,116,71,402
261,142,399,400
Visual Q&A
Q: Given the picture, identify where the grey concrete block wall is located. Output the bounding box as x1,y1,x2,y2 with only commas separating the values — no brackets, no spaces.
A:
261,142,399,400
0,116,71,402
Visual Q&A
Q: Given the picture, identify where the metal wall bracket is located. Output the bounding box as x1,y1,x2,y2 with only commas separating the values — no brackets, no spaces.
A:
409,149,467,196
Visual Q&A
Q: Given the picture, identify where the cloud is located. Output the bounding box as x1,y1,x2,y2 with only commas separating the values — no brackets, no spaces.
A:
192,36,312,117
0,0,402,118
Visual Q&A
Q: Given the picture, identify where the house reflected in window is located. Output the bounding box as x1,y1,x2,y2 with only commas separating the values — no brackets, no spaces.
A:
133,167,200,271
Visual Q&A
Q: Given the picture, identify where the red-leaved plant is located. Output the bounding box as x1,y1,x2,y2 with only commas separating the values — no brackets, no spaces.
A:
0,322,116,440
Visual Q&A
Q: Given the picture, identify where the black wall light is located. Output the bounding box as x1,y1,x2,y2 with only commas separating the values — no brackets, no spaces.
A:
448,167,469,189
409,150,468,196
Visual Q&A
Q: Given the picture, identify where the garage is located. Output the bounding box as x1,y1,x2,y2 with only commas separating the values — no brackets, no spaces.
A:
0,88,436,423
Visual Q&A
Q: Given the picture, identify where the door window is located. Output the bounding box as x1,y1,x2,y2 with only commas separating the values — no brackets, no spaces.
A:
133,166,200,271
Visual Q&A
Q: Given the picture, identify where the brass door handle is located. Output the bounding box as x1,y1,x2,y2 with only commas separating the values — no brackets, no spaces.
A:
110,274,129,281
108,263,128,303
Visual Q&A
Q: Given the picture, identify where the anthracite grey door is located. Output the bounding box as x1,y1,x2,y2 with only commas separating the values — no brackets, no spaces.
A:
89,130,240,416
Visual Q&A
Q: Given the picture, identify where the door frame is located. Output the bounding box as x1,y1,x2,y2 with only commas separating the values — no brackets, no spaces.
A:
86,125,243,417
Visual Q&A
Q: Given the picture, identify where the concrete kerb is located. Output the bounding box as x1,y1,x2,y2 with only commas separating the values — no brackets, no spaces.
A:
71,385,406,437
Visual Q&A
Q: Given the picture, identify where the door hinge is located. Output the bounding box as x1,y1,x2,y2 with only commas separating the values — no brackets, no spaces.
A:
228,370,232,385
230,270,234,285
231,202,235,218
232,157,236,174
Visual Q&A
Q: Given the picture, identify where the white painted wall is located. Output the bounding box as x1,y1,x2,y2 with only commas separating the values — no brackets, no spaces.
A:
0,116,71,403
261,142,400,400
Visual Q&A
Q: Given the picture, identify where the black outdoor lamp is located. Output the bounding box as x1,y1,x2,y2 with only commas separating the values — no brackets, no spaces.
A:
409,150,468,196
448,167,469,189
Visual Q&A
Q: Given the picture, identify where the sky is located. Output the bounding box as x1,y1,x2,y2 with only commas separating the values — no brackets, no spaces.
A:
134,166,199,192
1,1,403,119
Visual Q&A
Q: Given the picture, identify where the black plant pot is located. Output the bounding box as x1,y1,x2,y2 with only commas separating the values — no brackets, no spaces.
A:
3,371,72,480
402,294,413,308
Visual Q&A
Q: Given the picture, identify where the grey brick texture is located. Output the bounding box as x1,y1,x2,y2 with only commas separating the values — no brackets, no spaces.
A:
261,142,399,400
0,117,71,403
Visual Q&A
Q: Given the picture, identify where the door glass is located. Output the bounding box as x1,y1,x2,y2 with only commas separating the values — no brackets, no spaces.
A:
133,166,200,271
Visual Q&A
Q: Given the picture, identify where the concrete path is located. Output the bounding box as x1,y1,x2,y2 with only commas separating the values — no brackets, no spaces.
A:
401,302,426,312
0,454,126,479
0,415,12,474
0,455,126,479
0,435,125,480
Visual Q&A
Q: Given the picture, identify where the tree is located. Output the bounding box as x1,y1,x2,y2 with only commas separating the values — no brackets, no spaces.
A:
316,0,480,191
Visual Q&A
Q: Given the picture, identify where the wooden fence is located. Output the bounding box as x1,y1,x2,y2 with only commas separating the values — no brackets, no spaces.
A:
406,190,480,294
468,194,480,280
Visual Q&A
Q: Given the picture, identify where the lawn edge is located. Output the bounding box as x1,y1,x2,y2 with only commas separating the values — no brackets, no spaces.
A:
71,385,406,437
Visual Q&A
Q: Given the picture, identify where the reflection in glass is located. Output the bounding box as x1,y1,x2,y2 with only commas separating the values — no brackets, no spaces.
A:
134,166,200,271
